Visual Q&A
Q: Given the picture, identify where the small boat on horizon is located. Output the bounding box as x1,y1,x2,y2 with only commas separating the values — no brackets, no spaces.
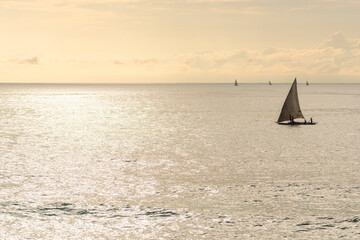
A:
306,81,309,86
277,78,316,125
234,79,238,86
269,81,272,85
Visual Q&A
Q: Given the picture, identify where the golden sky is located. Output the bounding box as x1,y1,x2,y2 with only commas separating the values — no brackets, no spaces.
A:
1,0,359,83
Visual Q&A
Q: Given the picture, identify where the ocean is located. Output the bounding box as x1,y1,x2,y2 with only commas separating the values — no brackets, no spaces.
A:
0,83,359,239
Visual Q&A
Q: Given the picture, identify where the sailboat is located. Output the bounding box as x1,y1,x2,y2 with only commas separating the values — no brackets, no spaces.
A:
306,81,309,86
277,78,316,125
269,81,272,85
234,79,238,86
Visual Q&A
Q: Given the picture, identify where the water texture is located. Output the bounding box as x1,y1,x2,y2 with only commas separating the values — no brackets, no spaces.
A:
0,83,359,239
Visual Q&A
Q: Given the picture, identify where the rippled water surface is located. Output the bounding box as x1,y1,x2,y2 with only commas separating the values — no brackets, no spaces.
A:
1,83,359,239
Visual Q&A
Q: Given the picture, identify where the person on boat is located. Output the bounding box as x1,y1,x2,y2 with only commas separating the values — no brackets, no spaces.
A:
310,118,313,124
304,119,307,124
289,114,294,123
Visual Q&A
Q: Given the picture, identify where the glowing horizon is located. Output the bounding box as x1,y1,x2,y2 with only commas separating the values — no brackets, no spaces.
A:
1,0,360,83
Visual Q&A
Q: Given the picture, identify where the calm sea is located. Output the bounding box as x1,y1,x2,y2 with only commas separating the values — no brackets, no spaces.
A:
0,83,359,239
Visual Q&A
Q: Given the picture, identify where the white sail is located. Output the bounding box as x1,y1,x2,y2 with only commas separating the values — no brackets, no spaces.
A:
277,78,304,123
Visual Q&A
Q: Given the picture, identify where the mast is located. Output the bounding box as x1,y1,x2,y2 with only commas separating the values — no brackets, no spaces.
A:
277,78,305,123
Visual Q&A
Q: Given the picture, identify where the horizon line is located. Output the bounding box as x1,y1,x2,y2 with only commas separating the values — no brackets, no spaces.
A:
0,82,359,85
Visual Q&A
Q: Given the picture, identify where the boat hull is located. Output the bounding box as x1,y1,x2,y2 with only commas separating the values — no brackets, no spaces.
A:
277,121,316,125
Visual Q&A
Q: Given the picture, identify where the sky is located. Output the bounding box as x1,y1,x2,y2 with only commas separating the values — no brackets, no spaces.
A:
0,0,360,83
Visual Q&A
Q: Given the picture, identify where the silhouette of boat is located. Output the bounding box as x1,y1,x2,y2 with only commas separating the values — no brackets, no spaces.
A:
306,81,309,86
234,79,238,86
269,81,272,85
277,78,316,125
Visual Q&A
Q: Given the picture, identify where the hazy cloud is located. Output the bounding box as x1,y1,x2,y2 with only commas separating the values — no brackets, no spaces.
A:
113,60,124,65
74,0,360,14
133,58,158,65
1,0,358,15
175,33,360,76
9,57,39,65
1,0,359,20
322,32,356,50
108,33,360,78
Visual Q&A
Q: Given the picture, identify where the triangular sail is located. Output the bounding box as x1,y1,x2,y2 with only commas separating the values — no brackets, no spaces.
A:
277,78,304,123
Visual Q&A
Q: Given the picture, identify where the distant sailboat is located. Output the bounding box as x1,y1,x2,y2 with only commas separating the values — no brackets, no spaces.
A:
306,81,309,86
269,81,272,85
277,78,316,125
234,79,238,86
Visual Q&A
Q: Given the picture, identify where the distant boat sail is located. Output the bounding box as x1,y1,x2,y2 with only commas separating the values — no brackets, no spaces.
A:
306,81,309,86
277,78,316,125
234,79,238,86
269,81,272,85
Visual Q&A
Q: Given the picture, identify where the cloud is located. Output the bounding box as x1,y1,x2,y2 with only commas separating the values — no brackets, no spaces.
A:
0,0,111,24
112,58,159,66
75,0,269,15
73,0,360,15
106,33,360,79
133,58,158,64
174,33,360,76
321,32,354,50
10,57,39,65
1,0,358,22
1,0,358,14
113,60,124,65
